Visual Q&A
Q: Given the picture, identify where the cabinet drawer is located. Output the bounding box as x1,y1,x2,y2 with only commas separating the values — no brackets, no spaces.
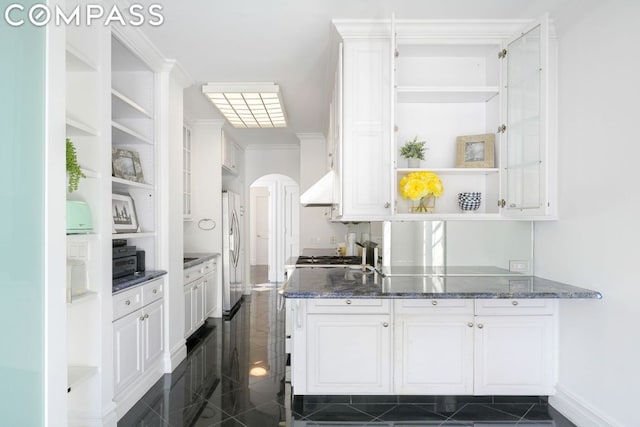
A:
113,287,143,320
203,259,217,274
307,298,390,314
184,264,206,284
395,299,473,315
475,299,557,315
142,278,164,305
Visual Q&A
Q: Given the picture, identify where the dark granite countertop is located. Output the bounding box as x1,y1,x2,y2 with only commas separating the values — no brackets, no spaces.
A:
281,267,602,299
113,270,167,294
184,252,219,269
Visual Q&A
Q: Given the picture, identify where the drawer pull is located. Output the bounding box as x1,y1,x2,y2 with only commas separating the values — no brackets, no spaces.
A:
512,301,519,306
477,324,484,329
382,322,389,328
467,322,474,328
431,300,438,306
345,300,352,305
152,289,157,294
125,300,131,306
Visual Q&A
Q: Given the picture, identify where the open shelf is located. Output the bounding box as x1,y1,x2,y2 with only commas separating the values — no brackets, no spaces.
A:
112,176,153,191
396,86,500,103
67,366,98,393
112,232,156,240
112,89,153,119
66,116,99,137
112,121,153,145
397,168,499,175
67,291,98,305
65,45,98,72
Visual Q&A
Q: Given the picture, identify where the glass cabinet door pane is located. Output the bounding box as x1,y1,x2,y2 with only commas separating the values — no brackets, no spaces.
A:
506,24,542,209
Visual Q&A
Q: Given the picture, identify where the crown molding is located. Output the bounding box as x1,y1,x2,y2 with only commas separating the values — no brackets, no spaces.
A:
245,143,300,151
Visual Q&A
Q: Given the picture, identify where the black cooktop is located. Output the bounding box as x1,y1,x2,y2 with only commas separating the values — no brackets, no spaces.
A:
296,255,361,266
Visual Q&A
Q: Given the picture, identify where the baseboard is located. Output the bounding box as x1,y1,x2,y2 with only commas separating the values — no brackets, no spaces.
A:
68,403,117,427
165,340,187,373
550,385,618,427
114,362,165,421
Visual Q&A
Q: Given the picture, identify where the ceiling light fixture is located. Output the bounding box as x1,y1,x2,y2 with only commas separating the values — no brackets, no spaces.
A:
202,82,287,128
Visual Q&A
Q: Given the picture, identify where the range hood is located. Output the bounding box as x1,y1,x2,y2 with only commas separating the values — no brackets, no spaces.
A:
300,170,335,206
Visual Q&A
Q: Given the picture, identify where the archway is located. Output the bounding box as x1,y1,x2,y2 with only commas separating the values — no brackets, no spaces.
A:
249,174,299,283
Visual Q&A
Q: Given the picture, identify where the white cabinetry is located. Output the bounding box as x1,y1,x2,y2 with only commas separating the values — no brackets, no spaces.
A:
184,258,217,338
291,298,557,396
293,299,392,394
332,28,393,220
392,17,555,219
113,278,165,397
183,125,192,220
222,130,241,174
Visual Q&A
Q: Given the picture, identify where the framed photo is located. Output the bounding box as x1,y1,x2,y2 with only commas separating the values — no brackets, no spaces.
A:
456,133,495,168
112,193,139,233
112,148,145,183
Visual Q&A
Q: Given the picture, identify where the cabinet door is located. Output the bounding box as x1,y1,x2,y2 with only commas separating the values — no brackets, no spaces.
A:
306,314,391,394
113,310,143,395
143,299,164,369
395,314,474,395
501,16,551,217
474,315,554,395
192,279,206,329
203,270,217,317
341,38,392,219
184,284,194,338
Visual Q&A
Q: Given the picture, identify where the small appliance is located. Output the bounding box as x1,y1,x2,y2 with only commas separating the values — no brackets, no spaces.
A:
113,245,137,279
66,200,93,234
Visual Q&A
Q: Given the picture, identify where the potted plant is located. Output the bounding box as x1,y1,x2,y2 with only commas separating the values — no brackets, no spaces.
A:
66,138,85,192
400,136,427,168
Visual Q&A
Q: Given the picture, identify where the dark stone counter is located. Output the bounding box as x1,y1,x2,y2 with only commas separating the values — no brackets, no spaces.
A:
112,270,167,294
281,266,602,299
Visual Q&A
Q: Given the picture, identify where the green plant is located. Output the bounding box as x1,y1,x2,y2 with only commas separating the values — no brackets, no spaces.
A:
400,136,427,160
66,138,85,192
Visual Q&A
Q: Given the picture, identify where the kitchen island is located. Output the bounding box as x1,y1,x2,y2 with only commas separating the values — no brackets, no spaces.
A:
282,267,601,397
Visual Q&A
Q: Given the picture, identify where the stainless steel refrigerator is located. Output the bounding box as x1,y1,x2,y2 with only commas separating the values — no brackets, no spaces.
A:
222,190,243,317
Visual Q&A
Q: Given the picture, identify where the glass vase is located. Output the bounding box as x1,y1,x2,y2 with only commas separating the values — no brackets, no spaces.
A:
410,196,435,213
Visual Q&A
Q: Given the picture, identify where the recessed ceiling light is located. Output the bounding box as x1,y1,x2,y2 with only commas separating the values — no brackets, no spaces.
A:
202,82,288,128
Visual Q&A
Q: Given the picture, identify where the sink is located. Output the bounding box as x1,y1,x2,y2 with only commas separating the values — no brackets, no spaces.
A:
184,257,199,263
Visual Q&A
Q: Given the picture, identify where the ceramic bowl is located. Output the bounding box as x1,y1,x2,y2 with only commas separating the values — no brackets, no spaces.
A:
458,192,481,212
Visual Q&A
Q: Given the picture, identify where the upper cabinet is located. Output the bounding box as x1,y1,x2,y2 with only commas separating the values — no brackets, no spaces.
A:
221,130,242,175
332,16,556,221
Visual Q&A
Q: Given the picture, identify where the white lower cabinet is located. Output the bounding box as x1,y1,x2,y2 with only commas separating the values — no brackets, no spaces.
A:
113,279,165,397
184,280,206,338
307,314,391,394
292,298,557,396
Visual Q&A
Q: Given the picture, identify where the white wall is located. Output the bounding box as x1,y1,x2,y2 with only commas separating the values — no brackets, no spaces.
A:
535,2,640,426
298,133,348,249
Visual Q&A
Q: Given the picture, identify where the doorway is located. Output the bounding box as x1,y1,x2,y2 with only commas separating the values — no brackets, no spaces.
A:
249,174,300,283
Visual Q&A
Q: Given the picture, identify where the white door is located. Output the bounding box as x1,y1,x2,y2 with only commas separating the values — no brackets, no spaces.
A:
254,187,269,265
306,314,391,394
203,270,217,317
395,314,474,395
113,310,143,395
284,184,300,265
474,315,554,395
143,299,164,369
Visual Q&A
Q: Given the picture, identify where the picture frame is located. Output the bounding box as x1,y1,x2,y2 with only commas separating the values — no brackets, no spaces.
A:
112,148,145,183
112,193,139,233
456,133,495,168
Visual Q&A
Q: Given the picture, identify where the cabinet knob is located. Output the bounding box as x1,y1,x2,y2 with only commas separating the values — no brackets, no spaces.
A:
384,202,390,208
477,324,484,329
152,289,157,294
345,300,352,305
140,316,145,321
467,322,474,328
431,300,438,306
512,301,518,306
382,322,389,328
145,314,149,319
125,300,131,306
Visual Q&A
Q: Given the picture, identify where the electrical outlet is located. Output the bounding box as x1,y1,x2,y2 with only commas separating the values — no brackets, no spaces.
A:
509,260,530,273
329,235,337,244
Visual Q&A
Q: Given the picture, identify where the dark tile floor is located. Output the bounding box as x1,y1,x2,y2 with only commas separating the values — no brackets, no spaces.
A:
119,271,577,427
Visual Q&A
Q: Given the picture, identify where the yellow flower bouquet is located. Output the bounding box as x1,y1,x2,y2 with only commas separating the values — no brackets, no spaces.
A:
399,171,444,213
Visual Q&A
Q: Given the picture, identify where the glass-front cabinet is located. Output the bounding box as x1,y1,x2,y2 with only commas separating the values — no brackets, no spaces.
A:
332,16,556,221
